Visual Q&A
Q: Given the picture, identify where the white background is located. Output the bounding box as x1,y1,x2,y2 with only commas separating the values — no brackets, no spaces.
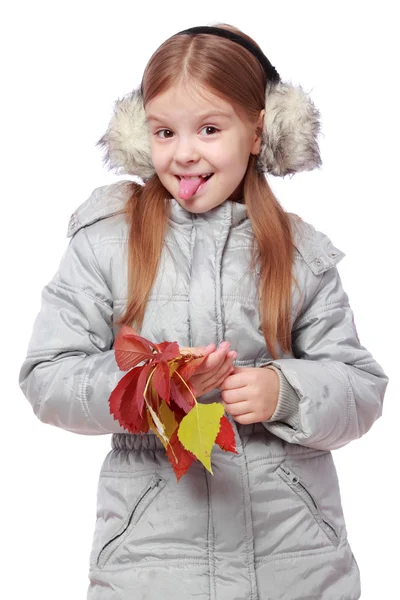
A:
2,1,397,598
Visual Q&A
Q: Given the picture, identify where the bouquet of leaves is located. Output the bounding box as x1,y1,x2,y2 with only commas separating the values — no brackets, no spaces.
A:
108,325,237,480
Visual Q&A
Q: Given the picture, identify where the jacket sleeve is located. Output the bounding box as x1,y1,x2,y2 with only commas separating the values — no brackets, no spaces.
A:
19,226,128,435
262,263,389,451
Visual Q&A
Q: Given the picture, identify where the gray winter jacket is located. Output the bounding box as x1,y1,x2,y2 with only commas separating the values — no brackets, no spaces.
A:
19,180,388,599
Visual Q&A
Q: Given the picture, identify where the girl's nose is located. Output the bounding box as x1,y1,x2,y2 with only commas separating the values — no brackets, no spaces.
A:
173,138,200,164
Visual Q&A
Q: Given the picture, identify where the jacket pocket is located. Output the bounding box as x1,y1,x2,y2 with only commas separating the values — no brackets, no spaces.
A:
96,473,166,568
276,463,339,548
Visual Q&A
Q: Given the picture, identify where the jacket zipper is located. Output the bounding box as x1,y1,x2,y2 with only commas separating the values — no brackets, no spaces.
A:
97,473,165,568
277,464,339,547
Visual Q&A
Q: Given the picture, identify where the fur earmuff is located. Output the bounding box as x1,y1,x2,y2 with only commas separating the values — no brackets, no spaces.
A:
258,82,322,176
97,89,154,181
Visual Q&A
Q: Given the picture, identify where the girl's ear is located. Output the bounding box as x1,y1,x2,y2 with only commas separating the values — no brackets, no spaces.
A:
251,109,265,155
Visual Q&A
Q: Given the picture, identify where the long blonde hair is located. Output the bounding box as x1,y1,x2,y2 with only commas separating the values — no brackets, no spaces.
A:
116,24,296,359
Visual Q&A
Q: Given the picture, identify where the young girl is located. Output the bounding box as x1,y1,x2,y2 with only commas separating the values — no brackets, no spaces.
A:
19,23,388,600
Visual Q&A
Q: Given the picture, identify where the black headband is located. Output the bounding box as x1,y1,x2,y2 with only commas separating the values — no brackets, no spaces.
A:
176,26,280,83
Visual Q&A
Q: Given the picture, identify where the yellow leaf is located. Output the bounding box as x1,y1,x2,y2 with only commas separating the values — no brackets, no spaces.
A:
159,400,178,439
177,402,224,474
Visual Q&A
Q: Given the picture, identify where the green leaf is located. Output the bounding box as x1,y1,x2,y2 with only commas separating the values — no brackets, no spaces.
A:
177,403,225,474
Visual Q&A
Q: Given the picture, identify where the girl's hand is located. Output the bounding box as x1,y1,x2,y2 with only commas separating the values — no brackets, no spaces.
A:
219,367,279,425
180,342,237,398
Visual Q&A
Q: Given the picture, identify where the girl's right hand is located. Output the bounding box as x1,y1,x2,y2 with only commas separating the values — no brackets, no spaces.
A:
179,342,237,398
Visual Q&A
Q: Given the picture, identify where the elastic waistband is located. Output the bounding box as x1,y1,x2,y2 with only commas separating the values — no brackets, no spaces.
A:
111,432,166,452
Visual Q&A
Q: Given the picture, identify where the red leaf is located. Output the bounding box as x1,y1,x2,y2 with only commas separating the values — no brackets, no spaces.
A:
134,363,153,417
114,325,156,370
170,375,195,413
109,367,141,422
166,430,196,481
154,341,180,363
152,361,171,403
177,355,206,381
215,415,238,454
119,368,149,434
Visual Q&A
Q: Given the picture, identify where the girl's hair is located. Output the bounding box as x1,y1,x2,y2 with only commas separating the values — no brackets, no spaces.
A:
116,24,296,359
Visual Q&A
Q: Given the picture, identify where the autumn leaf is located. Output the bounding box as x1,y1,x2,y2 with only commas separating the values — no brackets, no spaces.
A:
177,355,206,381
170,375,196,413
114,325,156,370
119,368,149,434
154,341,180,363
152,360,171,404
215,415,238,454
109,367,141,423
135,363,153,417
166,430,196,481
178,403,225,473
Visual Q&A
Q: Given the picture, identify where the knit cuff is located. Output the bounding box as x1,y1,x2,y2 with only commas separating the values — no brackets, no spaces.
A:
265,365,300,425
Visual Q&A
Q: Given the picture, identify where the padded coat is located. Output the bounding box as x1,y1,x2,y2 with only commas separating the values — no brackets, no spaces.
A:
19,181,388,599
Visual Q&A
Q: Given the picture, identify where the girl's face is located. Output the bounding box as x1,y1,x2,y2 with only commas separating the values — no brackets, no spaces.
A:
145,81,264,214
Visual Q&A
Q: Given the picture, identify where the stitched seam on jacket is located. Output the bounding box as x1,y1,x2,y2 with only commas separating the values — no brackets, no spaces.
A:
214,205,232,343
255,546,337,563
79,359,108,433
246,450,328,467
89,557,210,570
205,471,216,600
50,280,111,308
294,301,346,329
324,360,354,445
90,238,129,247
244,453,258,599
23,351,87,360
188,222,195,347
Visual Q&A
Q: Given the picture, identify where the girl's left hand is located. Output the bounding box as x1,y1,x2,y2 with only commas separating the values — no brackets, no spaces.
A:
219,367,279,425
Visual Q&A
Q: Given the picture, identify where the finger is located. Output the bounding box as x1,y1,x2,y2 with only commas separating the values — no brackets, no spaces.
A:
233,413,256,425
219,372,248,392
214,361,236,389
198,344,232,375
222,400,251,416
201,351,239,395
203,351,236,384
221,387,246,404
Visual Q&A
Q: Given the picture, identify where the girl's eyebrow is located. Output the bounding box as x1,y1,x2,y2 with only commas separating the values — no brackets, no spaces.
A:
146,110,232,123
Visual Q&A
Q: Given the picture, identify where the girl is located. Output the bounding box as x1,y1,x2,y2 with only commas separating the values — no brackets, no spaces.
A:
19,23,388,600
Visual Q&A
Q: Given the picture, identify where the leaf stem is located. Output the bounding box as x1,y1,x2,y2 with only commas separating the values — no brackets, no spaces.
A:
174,370,198,405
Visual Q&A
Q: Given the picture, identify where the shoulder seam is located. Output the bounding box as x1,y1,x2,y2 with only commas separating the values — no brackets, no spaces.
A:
289,215,345,275
66,180,132,238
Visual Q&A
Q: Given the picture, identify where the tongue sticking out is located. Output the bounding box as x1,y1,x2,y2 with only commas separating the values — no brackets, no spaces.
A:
178,177,204,200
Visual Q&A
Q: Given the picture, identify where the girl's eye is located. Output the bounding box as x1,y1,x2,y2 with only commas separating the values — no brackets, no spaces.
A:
156,129,174,139
200,126,219,136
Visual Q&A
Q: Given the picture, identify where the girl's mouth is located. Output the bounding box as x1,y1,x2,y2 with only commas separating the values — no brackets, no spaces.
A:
175,174,214,200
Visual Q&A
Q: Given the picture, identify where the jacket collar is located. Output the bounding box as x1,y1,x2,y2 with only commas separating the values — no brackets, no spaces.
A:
168,197,248,228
